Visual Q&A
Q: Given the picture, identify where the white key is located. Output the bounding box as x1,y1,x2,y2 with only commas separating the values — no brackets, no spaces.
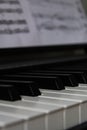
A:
79,84,87,87
0,100,64,130
0,105,45,130
22,96,79,129
41,89,87,123
58,89,87,97
0,114,24,130
41,89,87,96
66,86,87,92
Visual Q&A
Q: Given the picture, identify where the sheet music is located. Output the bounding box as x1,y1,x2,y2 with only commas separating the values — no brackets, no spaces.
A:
0,0,39,48
28,0,87,45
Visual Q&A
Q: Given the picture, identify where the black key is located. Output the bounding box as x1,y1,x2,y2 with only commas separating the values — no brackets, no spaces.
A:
68,122,87,130
0,80,41,97
65,71,87,84
34,70,87,84
58,74,78,87
44,69,87,83
19,72,78,87
0,84,21,101
1,74,65,90
57,71,87,84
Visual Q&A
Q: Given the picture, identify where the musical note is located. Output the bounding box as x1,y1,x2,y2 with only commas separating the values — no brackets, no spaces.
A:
28,0,87,45
0,0,20,5
0,0,39,48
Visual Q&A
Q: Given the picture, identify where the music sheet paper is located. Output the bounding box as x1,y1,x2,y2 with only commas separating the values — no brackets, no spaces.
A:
28,0,87,45
0,0,39,48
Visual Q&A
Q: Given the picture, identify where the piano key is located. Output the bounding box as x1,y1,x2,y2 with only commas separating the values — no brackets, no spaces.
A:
66,86,87,92
56,71,87,84
0,114,24,130
41,89,87,100
0,105,46,130
41,70,87,84
79,84,87,87
0,75,65,90
30,64,87,83
55,73,78,87
40,89,87,123
23,67,87,84
0,100,64,130
0,84,21,101
62,89,87,96
22,95,79,129
41,89,87,97
19,72,78,87
0,80,41,96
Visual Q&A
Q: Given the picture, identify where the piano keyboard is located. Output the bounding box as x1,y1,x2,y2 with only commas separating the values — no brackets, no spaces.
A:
1,62,87,130
0,87,87,130
0,114,24,130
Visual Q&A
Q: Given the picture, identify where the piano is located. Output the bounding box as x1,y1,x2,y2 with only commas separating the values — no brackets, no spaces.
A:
0,0,87,130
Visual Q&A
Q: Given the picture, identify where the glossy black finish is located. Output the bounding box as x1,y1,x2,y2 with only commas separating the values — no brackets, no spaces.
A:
0,84,21,101
1,74,65,90
68,122,87,130
20,72,78,87
0,80,41,96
